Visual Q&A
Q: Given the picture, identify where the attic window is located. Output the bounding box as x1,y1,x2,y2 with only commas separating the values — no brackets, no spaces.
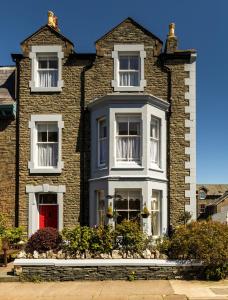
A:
29,45,64,92
112,44,146,92
199,190,206,200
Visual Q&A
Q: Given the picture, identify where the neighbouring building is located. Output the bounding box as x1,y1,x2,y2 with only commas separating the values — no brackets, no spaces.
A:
196,184,228,218
0,12,197,236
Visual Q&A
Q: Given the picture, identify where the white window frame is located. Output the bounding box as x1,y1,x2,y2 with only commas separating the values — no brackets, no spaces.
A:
28,114,64,173
114,189,141,225
150,116,161,168
115,115,141,165
112,44,146,92
29,45,64,92
151,190,161,238
97,118,107,168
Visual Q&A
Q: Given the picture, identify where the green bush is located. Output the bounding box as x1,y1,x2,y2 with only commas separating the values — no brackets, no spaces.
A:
90,225,114,255
2,227,24,246
0,214,6,236
115,220,147,257
160,221,228,280
62,225,92,257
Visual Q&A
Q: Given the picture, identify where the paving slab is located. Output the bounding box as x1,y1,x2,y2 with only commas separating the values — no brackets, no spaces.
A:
170,280,228,299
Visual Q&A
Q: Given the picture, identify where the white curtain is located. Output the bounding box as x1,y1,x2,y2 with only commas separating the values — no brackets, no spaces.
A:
38,143,58,167
117,137,140,161
38,70,58,87
151,212,159,236
150,139,158,163
119,72,138,86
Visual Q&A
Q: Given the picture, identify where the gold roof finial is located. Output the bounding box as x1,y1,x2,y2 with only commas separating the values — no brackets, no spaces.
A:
168,23,176,38
48,11,59,31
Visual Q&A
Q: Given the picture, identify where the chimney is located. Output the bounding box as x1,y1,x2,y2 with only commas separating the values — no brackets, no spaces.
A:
165,23,178,53
47,11,59,31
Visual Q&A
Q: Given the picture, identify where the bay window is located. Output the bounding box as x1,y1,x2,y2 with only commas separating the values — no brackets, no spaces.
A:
150,117,160,167
116,115,141,163
151,190,161,237
98,119,107,167
114,189,141,224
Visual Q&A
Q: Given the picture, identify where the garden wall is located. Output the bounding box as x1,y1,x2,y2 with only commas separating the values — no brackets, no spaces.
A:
14,259,204,281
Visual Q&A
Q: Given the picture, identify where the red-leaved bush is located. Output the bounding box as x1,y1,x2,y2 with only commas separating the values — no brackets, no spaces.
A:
25,227,62,254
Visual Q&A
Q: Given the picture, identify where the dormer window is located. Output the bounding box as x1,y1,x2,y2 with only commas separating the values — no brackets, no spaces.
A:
29,45,64,92
199,190,206,200
112,44,146,92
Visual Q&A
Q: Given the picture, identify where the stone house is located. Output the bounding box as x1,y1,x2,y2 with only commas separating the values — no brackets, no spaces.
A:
196,184,228,218
0,13,197,236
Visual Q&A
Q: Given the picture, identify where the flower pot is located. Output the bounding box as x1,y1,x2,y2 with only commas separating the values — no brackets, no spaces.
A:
141,213,150,218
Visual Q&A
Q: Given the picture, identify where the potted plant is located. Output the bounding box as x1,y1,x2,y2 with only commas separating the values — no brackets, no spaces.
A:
141,204,150,218
106,205,113,218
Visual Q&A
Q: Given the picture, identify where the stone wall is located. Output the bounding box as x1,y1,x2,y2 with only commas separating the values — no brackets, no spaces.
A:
0,118,16,226
19,264,204,281
18,28,90,230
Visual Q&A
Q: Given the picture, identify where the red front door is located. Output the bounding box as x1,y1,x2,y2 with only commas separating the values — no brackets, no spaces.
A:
39,205,58,229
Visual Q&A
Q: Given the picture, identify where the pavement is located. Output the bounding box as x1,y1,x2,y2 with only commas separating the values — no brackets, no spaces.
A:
0,279,227,300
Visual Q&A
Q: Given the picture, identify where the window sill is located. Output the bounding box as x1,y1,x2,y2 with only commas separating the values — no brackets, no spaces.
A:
28,164,63,174
111,83,146,92
149,166,164,173
97,166,108,171
30,86,63,93
111,164,144,170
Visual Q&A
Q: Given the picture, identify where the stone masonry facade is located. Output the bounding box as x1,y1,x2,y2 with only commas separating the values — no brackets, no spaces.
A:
0,16,196,234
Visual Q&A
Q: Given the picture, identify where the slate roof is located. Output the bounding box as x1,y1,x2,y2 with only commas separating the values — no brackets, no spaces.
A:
197,184,228,196
207,191,228,207
0,67,16,105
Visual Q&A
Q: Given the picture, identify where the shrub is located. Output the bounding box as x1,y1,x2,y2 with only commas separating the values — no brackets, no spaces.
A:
0,214,6,236
2,227,24,247
90,225,114,255
25,227,62,254
115,220,147,257
62,225,92,257
161,221,228,280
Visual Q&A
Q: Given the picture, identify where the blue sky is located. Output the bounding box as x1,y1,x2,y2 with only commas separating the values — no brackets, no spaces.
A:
0,0,227,183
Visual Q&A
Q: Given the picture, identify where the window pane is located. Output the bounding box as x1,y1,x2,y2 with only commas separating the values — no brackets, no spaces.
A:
115,198,128,210
129,122,140,135
48,131,58,142
99,120,107,138
128,137,140,160
129,198,140,210
38,60,47,69
39,194,57,204
118,122,128,135
119,57,128,70
49,59,58,69
38,70,58,87
119,72,129,86
151,119,159,138
116,211,128,224
38,143,58,167
129,57,139,70
116,137,128,160
129,73,139,86
129,211,140,222
99,139,106,165
38,131,47,142
150,139,158,163
151,212,160,236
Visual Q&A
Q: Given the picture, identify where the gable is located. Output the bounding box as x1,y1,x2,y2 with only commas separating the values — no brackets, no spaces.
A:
95,17,163,54
21,25,74,57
